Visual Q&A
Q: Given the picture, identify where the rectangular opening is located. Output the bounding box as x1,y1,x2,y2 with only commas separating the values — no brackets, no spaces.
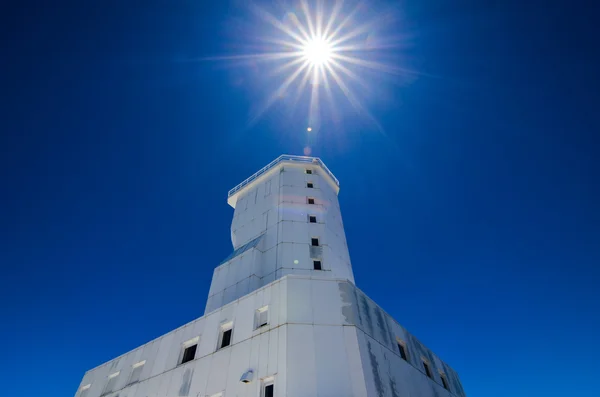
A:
397,342,408,361
306,182,314,188
262,377,275,397
128,360,145,384
264,384,274,397
313,260,322,270
307,197,315,205
440,373,450,390
218,324,233,349
309,215,317,223
311,237,319,246
423,360,433,378
255,306,269,329
305,169,312,174
181,344,197,364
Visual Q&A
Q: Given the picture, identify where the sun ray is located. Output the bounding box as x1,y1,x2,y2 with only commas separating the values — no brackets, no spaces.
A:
249,60,310,125
322,0,344,39
326,1,363,43
308,66,321,129
328,58,370,92
325,62,385,134
300,0,317,39
269,56,311,78
250,4,307,45
331,53,421,76
285,11,312,43
198,51,303,62
210,1,409,133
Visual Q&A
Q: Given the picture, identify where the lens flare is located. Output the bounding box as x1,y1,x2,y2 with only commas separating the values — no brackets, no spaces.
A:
204,1,413,132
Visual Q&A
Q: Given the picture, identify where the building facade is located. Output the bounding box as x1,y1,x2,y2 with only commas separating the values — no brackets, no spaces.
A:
75,155,466,397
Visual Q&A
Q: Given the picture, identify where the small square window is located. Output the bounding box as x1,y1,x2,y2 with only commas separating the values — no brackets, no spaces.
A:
311,238,319,246
397,342,408,361
255,306,269,329
423,360,433,378
307,182,314,188
305,169,312,174
181,344,197,364
440,373,450,390
307,197,315,205
309,215,317,223
313,260,322,270
218,324,233,350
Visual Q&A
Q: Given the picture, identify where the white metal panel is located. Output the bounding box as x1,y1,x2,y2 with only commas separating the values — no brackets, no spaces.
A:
343,326,368,397
225,339,252,396
311,279,343,326
187,355,212,397
257,331,270,377
206,348,231,395
313,325,353,397
267,325,279,374
286,277,313,324
286,324,317,397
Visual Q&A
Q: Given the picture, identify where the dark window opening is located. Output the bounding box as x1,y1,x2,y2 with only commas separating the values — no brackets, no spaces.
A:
308,197,315,204
311,238,319,246
307,182,314,188
220,329,232,348
306,169,312,174
313,260,322,270
398,343,408,361
309,215,317,223
441,375,449,390
264,384,274,397
423,361,432,378
181,344,197,364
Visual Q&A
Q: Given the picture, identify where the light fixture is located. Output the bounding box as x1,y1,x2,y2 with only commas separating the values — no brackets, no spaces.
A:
240,369,254,383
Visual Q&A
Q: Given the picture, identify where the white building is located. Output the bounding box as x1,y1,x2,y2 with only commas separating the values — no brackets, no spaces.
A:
75,155,466,397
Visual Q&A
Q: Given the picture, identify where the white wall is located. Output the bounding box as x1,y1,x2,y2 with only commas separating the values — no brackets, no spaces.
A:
76,276,465,397
205,158,354,314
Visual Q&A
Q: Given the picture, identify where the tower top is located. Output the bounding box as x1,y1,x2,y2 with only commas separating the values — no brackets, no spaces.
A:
227,154,339,208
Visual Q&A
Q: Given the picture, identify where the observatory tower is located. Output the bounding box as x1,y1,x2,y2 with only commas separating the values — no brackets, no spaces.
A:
75,155,466,397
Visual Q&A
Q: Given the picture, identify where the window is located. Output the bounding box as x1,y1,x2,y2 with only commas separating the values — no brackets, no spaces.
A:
102,372,119,396
397,341,408,361
128,360,145,384
181,344,197,364
218,323,233,349
309,215,317,223
79,384,91,397
262,377,275,397
440,373,450,390
306,182,314,188
423,360,433,378
307,197,315,205
255,306,269,329
311,237,319,246
313,260,322,270
305,169,312,174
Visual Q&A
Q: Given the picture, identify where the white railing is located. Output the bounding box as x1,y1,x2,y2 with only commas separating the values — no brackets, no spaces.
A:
228,155,339,197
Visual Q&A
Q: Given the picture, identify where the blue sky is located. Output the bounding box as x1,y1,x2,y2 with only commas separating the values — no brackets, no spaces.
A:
1,0,599,396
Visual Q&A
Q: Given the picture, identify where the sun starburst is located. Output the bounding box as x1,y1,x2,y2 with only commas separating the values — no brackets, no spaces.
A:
206,0,413,134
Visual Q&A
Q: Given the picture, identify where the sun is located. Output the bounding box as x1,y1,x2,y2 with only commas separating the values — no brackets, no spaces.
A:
210,1,409,132
302,37,333,66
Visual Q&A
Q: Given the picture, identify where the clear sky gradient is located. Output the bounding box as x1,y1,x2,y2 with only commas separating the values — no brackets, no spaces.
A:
1,1,599,396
